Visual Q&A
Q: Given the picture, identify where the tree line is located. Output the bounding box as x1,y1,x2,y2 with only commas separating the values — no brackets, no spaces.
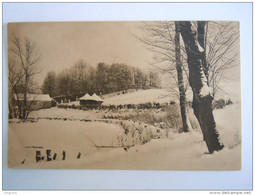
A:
41,60,160,97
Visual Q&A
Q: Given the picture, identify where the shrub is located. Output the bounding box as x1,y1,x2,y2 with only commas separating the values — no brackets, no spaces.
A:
226,99,233,105
170,101,176,105
212,99,226,110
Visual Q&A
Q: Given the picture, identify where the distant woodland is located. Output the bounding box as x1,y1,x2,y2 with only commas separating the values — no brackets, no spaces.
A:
41,60,160,97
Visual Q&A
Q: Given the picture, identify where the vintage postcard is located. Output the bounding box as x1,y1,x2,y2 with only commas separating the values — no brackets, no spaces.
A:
8,21,241,170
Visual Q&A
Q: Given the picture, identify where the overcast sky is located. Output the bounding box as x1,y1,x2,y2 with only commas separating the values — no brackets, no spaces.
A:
8,21,241,100
8,22,155,85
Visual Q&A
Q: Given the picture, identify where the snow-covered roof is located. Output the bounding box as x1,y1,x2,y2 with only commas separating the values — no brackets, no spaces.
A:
79,93,94,101
79,93,103,102
14,94,52,101
92,93,103,102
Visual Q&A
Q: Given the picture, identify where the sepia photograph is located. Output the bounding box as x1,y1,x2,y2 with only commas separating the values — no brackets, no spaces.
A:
8,21,241,170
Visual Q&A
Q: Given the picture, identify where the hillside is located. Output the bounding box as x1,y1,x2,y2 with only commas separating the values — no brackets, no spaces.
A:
102,88,177,106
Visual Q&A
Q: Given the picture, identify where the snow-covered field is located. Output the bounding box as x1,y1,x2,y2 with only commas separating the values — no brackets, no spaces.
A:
8,120,125,168
8,100,241,170
28,107,103,120
103,89,177,105
58,89,176,107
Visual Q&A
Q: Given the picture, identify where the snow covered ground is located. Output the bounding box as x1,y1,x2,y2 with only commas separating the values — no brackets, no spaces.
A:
8,100,241,170
58,89,176,107
102,88,177,105
28,107,103,120
8,120,124,168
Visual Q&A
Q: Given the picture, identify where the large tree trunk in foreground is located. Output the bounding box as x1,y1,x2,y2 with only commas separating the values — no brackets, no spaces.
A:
197,21,208,140
179,21,224,153
197,21,208,80
174,21,189,133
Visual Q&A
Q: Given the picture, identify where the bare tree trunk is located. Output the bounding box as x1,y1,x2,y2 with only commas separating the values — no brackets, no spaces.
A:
175,22,189,133
13,89,22,119
179,21,224,153
9,36,40,119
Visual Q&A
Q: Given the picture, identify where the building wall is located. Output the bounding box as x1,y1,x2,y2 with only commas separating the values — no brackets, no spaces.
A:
79,100,103,108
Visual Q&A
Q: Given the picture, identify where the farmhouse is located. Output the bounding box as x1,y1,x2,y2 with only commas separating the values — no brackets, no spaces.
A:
13,94,53,110
79,93,103,108
52,93,87,104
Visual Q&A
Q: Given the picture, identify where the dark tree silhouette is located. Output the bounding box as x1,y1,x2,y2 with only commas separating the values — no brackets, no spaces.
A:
175,21,189,132
42,71,58,97
179,21,224,153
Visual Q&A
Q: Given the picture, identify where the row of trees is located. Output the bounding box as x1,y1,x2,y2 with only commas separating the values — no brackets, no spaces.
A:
8,35,41,119
42,60,160,97
140,21,239,153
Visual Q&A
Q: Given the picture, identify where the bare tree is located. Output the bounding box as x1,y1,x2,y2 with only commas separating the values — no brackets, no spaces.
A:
206,21,239,96
138,21,239,132
8,59,24,118
139,21,239,97
139,21,190,133
179,21,224,153
175,21,189,132
9,35,41,119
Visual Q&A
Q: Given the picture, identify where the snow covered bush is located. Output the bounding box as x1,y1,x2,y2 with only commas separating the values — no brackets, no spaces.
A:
115,119,167,147
102,103,200,133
